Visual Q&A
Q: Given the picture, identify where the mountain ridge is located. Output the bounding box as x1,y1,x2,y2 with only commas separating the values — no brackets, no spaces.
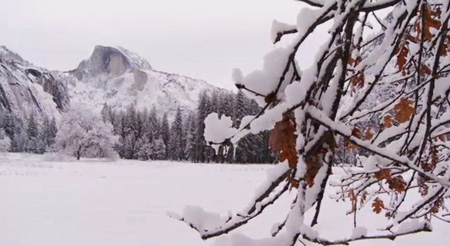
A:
0,45,223,123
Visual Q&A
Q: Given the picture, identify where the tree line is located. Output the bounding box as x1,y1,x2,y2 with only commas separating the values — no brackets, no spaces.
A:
102,90,275,163
0,108,57,154
0,90,275,164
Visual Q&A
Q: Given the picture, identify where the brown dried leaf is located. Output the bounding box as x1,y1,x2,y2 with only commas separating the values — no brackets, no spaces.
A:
305,158,322,187
430,145,439,169
383,114,394,128
394,98,416,123
440,36,450,57
388,176,407,193
270,114,298,169
360,191,368,207
349,188,357,212
350,72,365,95
372,197,385,214
420,64,432,76
344,127,362,151
374,169,392,181
290,177,300,190
415,4,442,41
418,177,429,197
431,198,444,214
396,40,409,75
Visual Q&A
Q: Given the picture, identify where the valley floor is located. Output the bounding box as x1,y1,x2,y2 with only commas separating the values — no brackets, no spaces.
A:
0,153,447,246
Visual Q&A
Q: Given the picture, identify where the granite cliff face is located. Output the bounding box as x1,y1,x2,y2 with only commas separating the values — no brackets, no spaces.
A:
72,45,152,81
0,46,69,121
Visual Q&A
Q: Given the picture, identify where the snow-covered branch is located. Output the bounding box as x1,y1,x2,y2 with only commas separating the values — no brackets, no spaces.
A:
175,0,450,244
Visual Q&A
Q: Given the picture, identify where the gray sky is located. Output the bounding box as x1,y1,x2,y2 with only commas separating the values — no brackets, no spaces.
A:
1,0,323,89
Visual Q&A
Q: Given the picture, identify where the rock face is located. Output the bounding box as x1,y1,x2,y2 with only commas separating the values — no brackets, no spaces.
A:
73,45,152,81
0,46,69,122
26,68,69,110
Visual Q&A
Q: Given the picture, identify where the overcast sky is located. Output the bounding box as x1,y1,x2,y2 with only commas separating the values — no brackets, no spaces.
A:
1,0,329,89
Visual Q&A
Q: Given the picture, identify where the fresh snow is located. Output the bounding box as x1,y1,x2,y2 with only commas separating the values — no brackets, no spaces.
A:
0,153,448,246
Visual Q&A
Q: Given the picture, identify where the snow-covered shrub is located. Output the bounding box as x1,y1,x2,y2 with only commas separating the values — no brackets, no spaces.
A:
54,104,119,160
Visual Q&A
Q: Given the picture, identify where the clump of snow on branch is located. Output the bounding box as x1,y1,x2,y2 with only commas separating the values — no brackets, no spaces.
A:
204,113,238,152
180,206,230,232
271,20,296,44
237,47,294,106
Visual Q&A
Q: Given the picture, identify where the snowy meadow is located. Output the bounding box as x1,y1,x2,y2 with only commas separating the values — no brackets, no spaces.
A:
0,153,447,246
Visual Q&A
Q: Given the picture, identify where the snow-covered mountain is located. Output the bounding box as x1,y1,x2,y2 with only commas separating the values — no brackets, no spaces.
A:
67,45,219,117
0,45,221,123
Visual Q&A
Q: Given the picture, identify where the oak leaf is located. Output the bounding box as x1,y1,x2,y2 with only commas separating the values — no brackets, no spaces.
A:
372,197,385,214
387,176,407,193
414,4,442,41
394,98,416,123
360,191,368,207
430,198,444,214
270,114,298,169
350,73,365,95
396,40,410,75
305,158,322,187
418,177,429,197
440,36,450,57
383,114,394,128
420,64,432,76
344,127,362,150
374,169,392,181
422,145,439,172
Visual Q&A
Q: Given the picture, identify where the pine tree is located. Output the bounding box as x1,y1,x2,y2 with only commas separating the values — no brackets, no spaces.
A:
47,117,58,146
0,129,10,152
135,110,145,139
3,113,25,152
233,90,248,127
10,130,26,152
147,107,160,141
0,108,5,130
25,114,45,154
2,112,16,139
184,112,197,161
125,104,137,136
168,107,184,161
135,138,149,160
151,138,166,160
194,91,211,162
160,113,170,158
123,133,137,159
26,114,38,139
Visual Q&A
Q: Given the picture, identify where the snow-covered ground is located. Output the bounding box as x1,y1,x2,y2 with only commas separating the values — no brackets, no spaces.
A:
0,153,447,246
